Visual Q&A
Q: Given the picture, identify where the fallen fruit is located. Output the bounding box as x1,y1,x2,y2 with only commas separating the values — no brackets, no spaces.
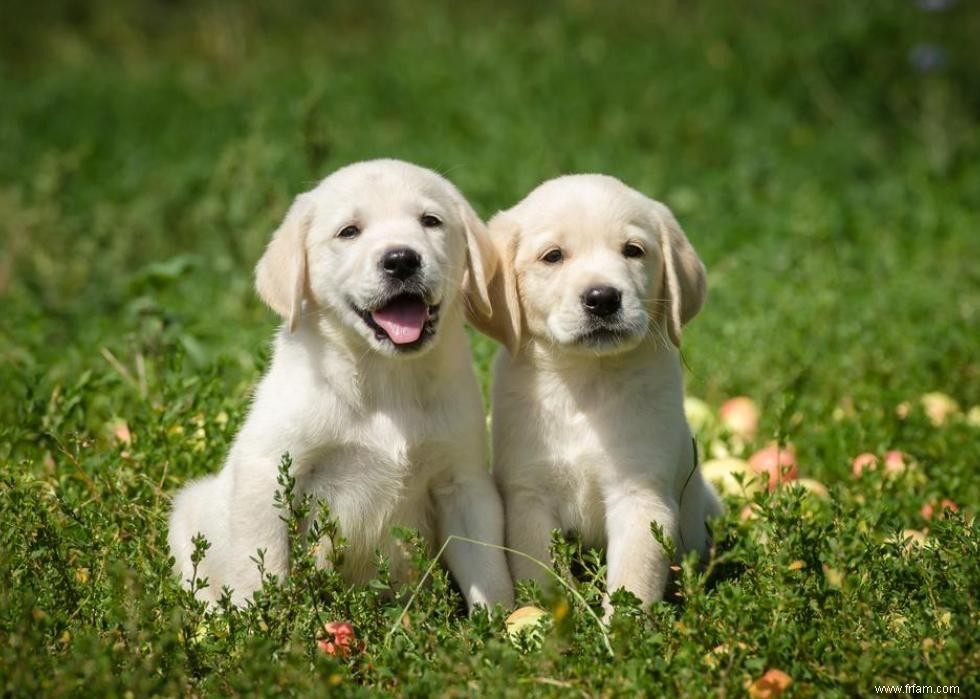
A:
920,392,959,426
318,621,362,657
684,396,716,434
791,478,829,498
505,606,549,641
748,444,799,491
895,529,927,553
701,457,761,496
747,668,792,698
940,498,959,513
852,452,878,477
883,450,907,475
719,397,760,439
921,499,958,520
109,419,132,446
967,406,980,427
708,438,736,459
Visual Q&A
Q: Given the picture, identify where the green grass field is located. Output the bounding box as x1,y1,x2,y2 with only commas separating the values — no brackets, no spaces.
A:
1,1,978,695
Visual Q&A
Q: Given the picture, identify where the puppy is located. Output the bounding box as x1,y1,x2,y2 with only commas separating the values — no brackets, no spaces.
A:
468,174,721,612
169,159,514,611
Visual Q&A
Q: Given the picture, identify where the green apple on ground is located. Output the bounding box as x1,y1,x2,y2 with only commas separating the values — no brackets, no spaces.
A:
967,406,980,427
505,606,549,642
789,478,829,498
684,396,716,435
701,457,762,496
920,392,959,426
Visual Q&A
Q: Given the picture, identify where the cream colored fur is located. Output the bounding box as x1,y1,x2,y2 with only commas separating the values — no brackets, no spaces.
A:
169,159,513,610
468,174,721,613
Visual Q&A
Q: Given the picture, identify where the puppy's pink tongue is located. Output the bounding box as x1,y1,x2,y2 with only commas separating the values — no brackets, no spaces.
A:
371,297,428,344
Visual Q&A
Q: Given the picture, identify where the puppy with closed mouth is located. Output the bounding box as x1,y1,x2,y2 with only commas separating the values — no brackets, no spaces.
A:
169,159,514,611
469,174,721,613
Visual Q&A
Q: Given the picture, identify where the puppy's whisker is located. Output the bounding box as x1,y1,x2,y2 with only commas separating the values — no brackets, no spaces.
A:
643,322,670,351
435,163,468,179
638,297,670,307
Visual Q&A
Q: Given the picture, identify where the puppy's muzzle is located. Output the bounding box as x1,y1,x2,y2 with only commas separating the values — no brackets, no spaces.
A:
575,284,638,347
352,246,439,352
581,285,622,318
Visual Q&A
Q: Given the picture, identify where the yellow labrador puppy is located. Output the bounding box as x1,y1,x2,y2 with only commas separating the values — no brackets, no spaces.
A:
169,159,514,611
469,174,721,613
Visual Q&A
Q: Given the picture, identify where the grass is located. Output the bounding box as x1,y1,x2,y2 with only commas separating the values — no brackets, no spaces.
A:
1,1,978,695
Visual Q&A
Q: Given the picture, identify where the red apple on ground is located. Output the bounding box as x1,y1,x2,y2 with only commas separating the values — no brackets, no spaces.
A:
883,450,907,475
739,504,758,521
109,419,132,446
851,452,878,477
747,668,792,699
748,443,799,491
719,397,760,439
921,499,958,520
318,621,362,657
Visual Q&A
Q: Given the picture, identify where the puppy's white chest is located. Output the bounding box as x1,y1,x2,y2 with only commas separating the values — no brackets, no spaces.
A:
552,431,611,545
297,406,443,573
361,410,418,468
512,402,608,547
498,365,672,548
314,405,436,484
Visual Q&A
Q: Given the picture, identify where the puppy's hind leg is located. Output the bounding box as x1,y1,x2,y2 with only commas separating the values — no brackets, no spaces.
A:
168,471,231,604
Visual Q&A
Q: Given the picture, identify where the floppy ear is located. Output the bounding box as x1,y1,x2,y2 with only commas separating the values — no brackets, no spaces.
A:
255,193,313,333
458,200,495,319
651,201,706,347
465,213,523,356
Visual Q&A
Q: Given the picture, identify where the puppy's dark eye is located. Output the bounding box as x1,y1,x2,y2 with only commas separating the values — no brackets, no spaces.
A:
420,214,442,228
623,243,645,259
542,249,564,264
338,225,360,239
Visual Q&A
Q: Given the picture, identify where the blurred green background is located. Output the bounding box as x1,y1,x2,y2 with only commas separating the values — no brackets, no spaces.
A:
1,2,978,694
1,0,978,469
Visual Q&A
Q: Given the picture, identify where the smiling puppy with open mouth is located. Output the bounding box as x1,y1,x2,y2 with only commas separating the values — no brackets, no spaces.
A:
169,159,513,610
469,174,721,614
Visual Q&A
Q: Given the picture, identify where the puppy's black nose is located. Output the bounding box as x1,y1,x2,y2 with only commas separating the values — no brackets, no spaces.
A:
582,285,622,317
380,247,422,281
